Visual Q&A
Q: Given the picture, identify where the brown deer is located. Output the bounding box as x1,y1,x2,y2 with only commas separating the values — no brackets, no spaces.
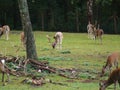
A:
20,32,26,47
99,68,120,90
0,25,10,40
100,52,120,77
0,58,10,85
93,24,104,44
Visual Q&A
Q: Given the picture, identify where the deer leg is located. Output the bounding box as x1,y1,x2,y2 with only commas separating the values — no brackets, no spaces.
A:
6,73,10,82
59,39,62,50
6,31,9,40
109,67,112,75
56,39,60,49
118,80,120,87
114,81,117,90
58,42,60,49
88,32,89,38
100,36,102,44
116,61,118,69
94,36,97,44
2,72,5,82
2,72,5,86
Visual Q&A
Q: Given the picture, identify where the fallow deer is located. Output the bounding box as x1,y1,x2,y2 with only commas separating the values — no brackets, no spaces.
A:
100,52,120,77
93,24,104,44
46,32,63,49
99,68,120,90
53,32,63,49
0,25,10,40
0,58,10,85
87,21,95,39
20,32,26,47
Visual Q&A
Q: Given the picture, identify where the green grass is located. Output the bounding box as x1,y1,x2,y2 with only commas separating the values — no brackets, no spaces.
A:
0,31,120,90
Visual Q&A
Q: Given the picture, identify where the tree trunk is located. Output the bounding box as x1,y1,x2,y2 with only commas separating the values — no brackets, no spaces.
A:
87,0,93,24
75,8,79,32
13,0,19,29
63,0,68,32
18,0,38,59
50,10,55,29
41,12,44,31
113,12,117,34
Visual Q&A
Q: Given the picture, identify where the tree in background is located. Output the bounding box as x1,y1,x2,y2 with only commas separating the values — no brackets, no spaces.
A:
71,0,81,32
87,0,93,24
111,0,119,34
0,0,120,34
18,0,38,59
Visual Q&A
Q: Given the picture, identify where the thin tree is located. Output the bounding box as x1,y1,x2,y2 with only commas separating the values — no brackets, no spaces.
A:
18,0,38,59
87,0,93,24
108,12,118,34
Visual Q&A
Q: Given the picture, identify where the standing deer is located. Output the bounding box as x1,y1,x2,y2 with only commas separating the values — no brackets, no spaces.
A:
100,52,120,77
46,32,63,49
0,58,10,85
0,25,10,40
20,32,26,47
87,21,95,39
99,68,120,90
52,32,63,49
93,24,104,44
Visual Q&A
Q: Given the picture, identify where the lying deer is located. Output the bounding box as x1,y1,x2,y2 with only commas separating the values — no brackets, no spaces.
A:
99,68,120,90
0,58,10,85
100,52,120,77
0,25,10,40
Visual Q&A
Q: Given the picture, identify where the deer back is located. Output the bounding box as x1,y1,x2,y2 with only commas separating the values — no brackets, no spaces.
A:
100,68,120,90
100,52,120,77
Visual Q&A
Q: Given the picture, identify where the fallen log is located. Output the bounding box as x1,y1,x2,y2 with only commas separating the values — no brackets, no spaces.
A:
30,63,71,78
0,56,77,79
29,59,49,66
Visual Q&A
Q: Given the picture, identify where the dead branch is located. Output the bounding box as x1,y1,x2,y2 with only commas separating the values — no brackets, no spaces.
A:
0,56,77,79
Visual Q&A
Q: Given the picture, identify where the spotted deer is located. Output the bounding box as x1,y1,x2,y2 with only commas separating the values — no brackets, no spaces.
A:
100,52,120,77
93,24,104,44
87,21,95,39
52,32,63,49
46,32,63,49
99,68,120,90
0,58,10,85
0,25,10,40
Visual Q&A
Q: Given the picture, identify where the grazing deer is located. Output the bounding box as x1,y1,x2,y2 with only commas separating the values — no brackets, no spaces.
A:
0,58,10,85
99,68,120,90
52,32,63,49
0,25,10,40
93,24,104,44
20,32,26,47
46,32,63,49
100,52,120,77
87,21,95,39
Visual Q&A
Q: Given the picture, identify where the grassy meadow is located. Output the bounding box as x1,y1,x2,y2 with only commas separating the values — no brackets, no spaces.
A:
0,31,120,90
